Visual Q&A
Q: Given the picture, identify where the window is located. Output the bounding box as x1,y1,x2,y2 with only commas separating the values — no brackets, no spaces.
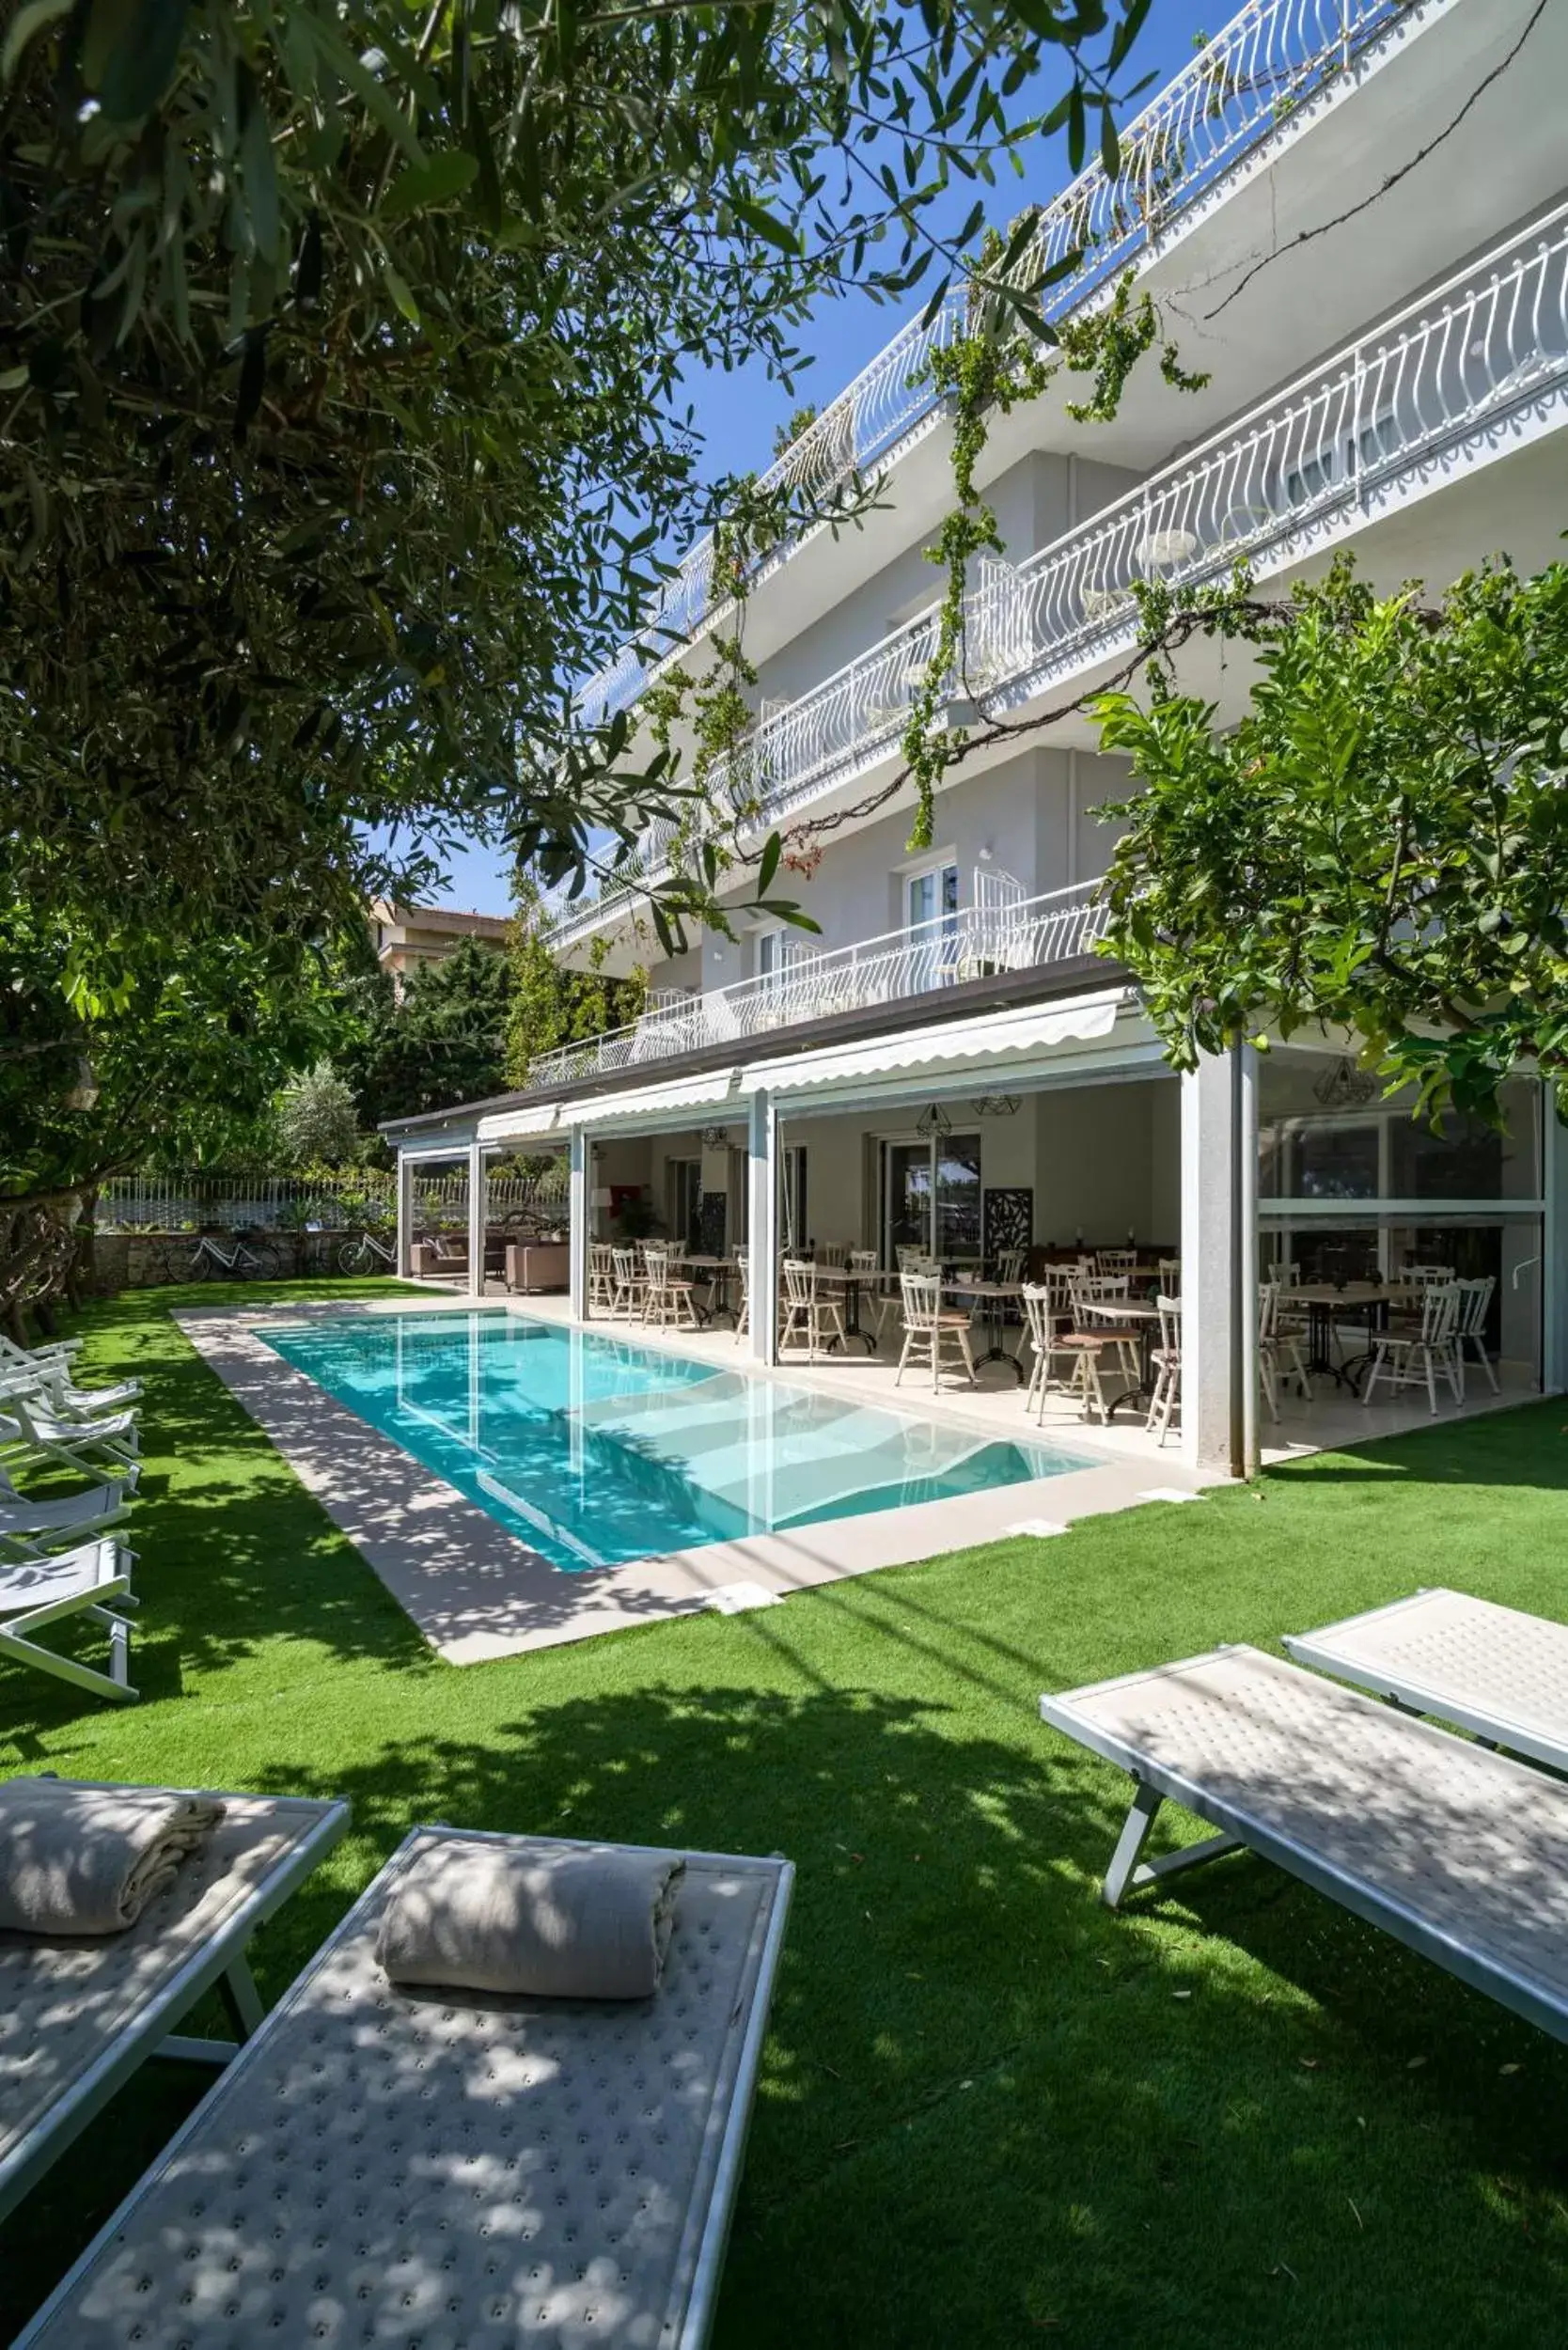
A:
907,861,958,933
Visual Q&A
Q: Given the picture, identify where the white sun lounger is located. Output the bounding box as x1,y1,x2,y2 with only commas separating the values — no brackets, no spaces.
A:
1040,1645,1568,2044
0,1783,349,2224
1285,1587,1568,1775
0,1471,133,1561
0,1393,139,1477
0,1540,138,1701
15,1826,793,2349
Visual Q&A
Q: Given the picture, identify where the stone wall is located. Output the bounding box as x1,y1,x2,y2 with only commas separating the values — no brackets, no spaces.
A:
78,1230,382,1296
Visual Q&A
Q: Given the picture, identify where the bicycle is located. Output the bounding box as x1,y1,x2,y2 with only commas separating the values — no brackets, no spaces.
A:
174,1232,283,1282
337,1229,397,1275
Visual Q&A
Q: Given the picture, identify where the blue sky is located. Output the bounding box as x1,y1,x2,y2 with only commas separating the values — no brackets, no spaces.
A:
431,0,1217,916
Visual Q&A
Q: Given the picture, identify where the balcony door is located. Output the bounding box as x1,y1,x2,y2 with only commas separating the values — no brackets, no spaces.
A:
906,861,959,984
880,1131,981,1266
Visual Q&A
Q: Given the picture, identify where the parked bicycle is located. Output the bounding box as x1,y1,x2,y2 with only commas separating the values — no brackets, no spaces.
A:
337,1229,397,1275
149,1232,283,1283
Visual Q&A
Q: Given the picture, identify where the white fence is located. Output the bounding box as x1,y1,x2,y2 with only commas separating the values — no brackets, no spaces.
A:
555,200,1568,950
529,881,1108,1089
575,0,1418,730
96,1165,569,1233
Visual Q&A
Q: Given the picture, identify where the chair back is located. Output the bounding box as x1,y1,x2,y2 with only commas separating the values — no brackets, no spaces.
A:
732,1242,748,1265
1420,1282,1461,1343
1019,1284,1056,1353
900,1271,941,1332
1156,1257,1182,1292
994,1247,1027,1286
1404,1262,1455,1289
611,1247,638,1287
1042,1264,1077,1316
895,1245,924,1272
589,1242,614,1272
1455,1274,1494,1339
1154,1294,1183,1355
1069,1275,1123,1328
781,1259,818,1308
1257,1281,1279,1342
816,1242,847,1268
1095,1248,1137,1275
848,1248,878,1276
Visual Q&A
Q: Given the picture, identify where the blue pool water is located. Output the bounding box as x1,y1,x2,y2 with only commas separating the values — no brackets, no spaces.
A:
260,1311,1090,1572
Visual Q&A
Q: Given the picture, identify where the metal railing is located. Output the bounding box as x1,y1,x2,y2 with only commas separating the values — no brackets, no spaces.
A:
529,881,1108,1089
555,200,1568,950
96,1165,569,1231
575,0,1420,729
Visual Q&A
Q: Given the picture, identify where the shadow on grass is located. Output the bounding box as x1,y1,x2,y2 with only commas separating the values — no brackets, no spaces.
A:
8,1677,1566,2348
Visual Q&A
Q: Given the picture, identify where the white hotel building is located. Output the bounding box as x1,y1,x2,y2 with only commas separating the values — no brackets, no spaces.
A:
385,0,1568,1477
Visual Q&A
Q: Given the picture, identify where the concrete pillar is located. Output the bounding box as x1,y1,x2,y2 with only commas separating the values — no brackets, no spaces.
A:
747,1089,777,1364
1543,1082,1566,1392
395,1152,415,1279
1180,1044,1256,1480
466,1141,485,1300
569,1129,589,1322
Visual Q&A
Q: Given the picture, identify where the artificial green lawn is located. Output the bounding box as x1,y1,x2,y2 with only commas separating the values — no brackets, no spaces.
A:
4,1280,1568,2345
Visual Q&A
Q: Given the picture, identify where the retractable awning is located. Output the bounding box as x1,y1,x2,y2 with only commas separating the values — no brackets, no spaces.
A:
477,1065,746,1145
741,987,1148,1107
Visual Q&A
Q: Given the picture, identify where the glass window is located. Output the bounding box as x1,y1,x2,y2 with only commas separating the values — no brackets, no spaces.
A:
1293,1122,1380,1200
935,1136,982,1261
907,863,958,932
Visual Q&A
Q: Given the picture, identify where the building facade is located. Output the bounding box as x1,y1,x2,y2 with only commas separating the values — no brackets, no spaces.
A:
369,901,512,989
384,0,1568,1477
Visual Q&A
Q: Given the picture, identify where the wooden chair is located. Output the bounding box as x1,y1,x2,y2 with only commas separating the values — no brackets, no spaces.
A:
608,1247,645,1320
815,1242,848,1269
994,1246,1027,1286
1146,1293,1183,1446
732,1249,750,1345
1156,1257,1182,1294
1452,1275,1498,1397
1051,1277,1137,1424
643,1246,698,1330
1363,1282,1462,1416
1094,1248,1137,1277
1258,1281,1310,1421
587,1243,617,1317
779,1259,845,1363
895,1272,977,1392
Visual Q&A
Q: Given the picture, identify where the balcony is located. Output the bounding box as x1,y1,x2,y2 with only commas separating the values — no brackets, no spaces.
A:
554,199,1568,952
528,881,1108,1092
576,0,1432,732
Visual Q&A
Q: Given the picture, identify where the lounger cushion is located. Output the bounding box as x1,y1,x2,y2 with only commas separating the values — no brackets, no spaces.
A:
0,1780,225,1936
377,1841,684,1998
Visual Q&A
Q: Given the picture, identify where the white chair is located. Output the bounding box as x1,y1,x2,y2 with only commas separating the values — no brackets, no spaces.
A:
587,1243,616,1316
1146,1294,1183,1446
895,1272,976,1391
1019,1285,1062,1418
0,1390,139,1479
1156,1257,1182,1294
993,1246,1027,1286
0,1468,133,1563
642,1248,698,1330
815,1242,847,1269
608,1247,645,1320
1452,1276,1498,1396
0,1538,138,1703
779,1260,845,1363
1363,1282,1462,1415
1095,1248,1137,1276
1048,1278,1129,1424
1258,1282,1310,1421
732,1251,750,1345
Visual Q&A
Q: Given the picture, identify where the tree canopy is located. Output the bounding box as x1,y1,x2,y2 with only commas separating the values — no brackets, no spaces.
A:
343,937,516,1127
1095,556,1568,1122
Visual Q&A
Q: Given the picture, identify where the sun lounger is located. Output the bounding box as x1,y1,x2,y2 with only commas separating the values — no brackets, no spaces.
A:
0,1393,139,1477
1040,1645,1568,2044
15,1826,793,2349
0,1783,349,2223
0,1471,133,1561
0,1540,138,1701
1285,1587,1568,1776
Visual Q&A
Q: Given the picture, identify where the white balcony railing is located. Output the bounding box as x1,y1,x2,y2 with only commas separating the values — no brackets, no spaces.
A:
555,200,1568,952
527,882,1108,1090
575,0,1423,730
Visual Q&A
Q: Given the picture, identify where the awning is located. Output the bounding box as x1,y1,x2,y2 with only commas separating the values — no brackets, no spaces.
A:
741,987,1145,1106
477,1065,745,1145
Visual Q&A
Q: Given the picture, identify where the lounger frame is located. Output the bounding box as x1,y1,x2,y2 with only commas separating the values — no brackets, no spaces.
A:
1041,1649,1568,2047
15,1825,792,2350
0,1787,349,2223
1284,1587,1568,1775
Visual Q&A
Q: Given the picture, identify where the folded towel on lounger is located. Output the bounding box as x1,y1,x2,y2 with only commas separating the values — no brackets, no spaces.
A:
377,1841,685,1999
0,1778,226,1936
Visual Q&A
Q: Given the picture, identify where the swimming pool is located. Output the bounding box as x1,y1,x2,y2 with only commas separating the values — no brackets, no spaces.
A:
260,1311,1091,1572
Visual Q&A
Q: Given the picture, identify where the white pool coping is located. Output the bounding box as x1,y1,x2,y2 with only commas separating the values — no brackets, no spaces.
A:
176,1295,1203,1665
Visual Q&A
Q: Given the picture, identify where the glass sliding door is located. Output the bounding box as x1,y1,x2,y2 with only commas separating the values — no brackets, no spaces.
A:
880,1132,981,1265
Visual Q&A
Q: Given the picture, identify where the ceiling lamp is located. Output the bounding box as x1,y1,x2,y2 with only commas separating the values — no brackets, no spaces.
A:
915,1102,952,1137
1312,1057,1379,1110
971,1093,1020,1118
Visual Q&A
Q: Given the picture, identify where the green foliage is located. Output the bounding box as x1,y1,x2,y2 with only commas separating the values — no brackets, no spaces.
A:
274,1063,364,1169
505,901,647,1089
1094,555,1568,1122
342,939,514,1129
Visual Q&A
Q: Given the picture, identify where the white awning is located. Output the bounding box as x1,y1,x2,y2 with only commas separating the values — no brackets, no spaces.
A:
741,987,1144,1106
475,1100,572,1145
479,1064,747,1144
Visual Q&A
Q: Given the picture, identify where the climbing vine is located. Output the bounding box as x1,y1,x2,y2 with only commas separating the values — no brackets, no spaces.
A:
899,238,1208,852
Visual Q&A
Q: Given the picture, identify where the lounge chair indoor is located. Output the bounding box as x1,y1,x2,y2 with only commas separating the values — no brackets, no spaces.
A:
15,1826,793,2348
1040,1644,1568,2044
0,1783,350,2224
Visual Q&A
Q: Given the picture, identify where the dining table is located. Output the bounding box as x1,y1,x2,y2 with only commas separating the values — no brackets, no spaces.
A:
808,1264,879,1354
679,1254,738,1326
1286,1281,1397,1391
942,1279,1027,1380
